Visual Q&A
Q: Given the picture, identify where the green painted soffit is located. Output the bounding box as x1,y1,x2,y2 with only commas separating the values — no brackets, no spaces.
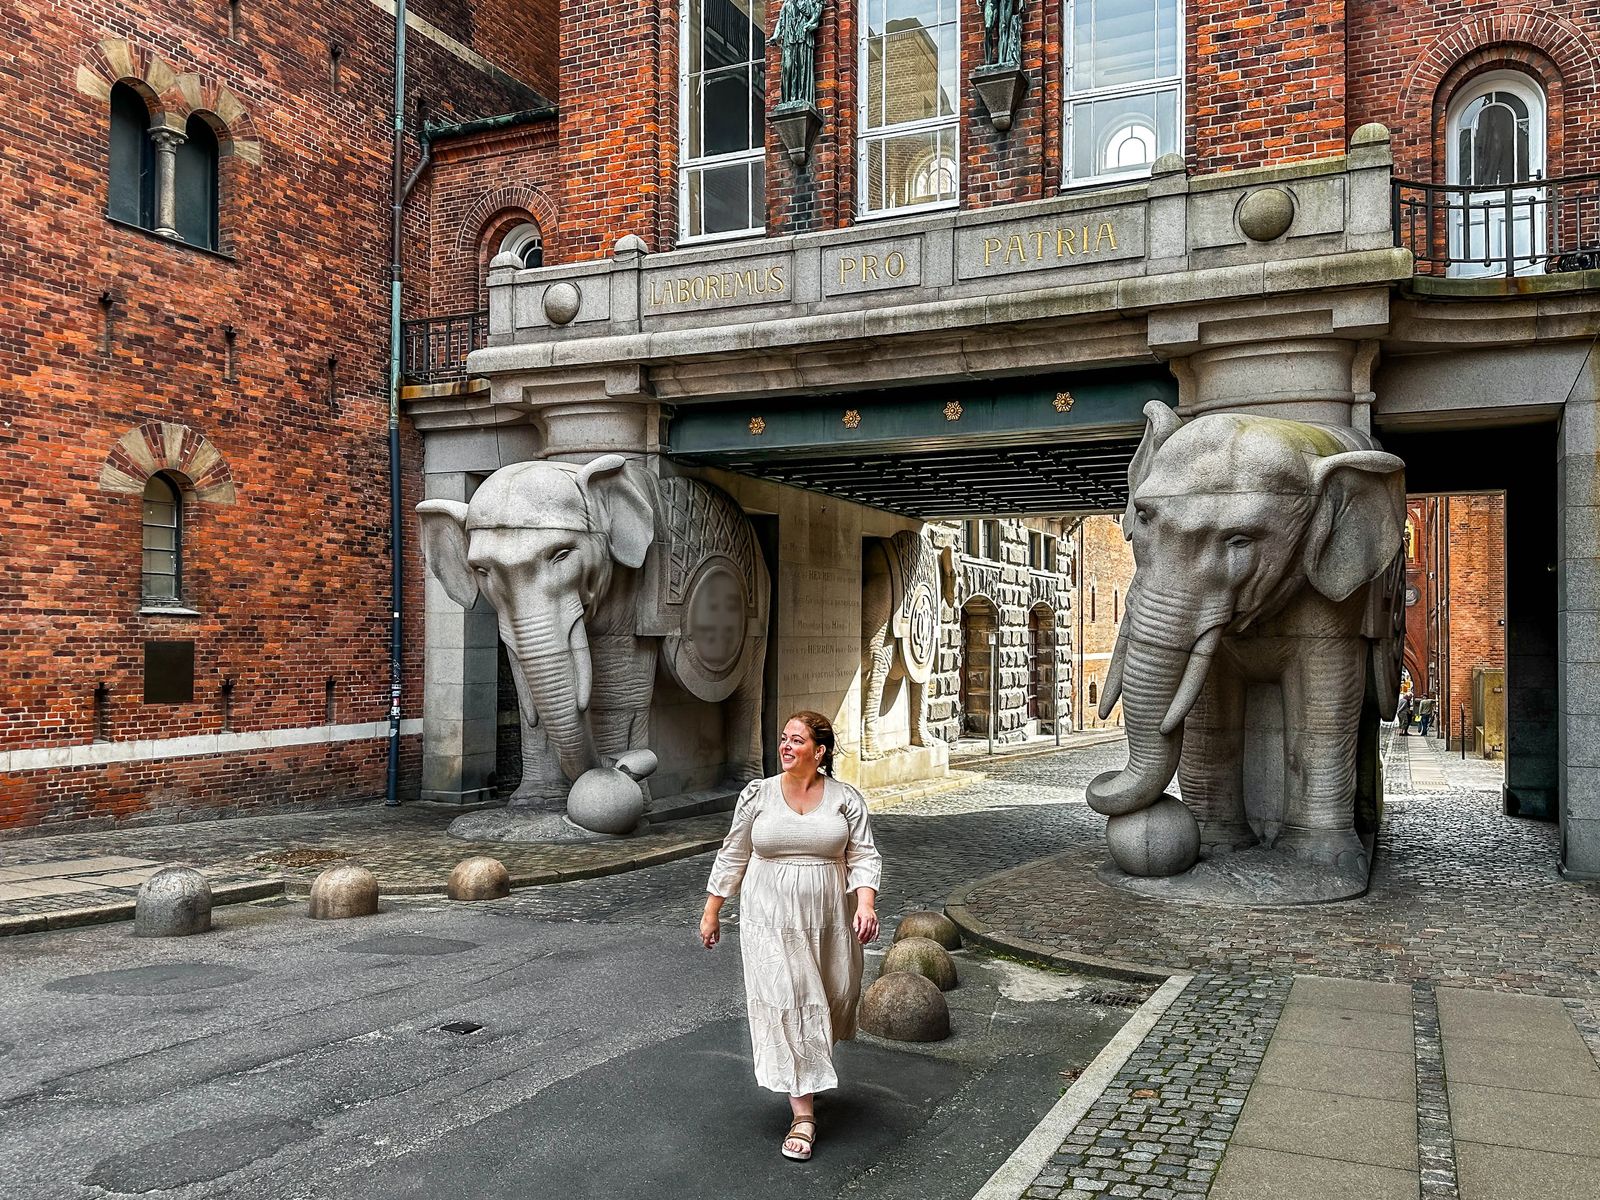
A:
666,367,1177,461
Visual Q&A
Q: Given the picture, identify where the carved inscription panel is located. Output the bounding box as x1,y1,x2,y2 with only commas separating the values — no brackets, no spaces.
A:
955,206,1146,280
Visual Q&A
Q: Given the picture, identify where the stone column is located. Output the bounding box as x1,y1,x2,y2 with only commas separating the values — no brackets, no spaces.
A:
148,127,186,239
1559,396,1600,879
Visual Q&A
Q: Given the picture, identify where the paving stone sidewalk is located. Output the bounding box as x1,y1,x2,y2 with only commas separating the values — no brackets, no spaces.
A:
953,732,1600,1200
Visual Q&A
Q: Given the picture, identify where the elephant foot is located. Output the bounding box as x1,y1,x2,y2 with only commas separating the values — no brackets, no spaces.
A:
1197,819,1257,857
1275,827,1370,875
506,786,567,814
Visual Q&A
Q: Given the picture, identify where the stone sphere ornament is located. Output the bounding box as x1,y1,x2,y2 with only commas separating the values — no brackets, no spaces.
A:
134,865,212,937
447,856,511,901
882,936,958,991
859,971,951,1042
1236,186,1296,242
1105,796,1201,878
892,910,961,949
307,864,380,920
542,281,582,325
566,766,646,835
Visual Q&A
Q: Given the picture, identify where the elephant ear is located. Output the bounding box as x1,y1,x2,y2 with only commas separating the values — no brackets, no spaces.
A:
416,500,477,608
577,455,656,569
1302,450,1407,602
1121,401,1183,532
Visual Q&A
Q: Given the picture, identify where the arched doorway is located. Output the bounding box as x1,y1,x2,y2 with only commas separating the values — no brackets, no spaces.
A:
960,596,998,739
1445,72,1546,277
1027,604,1056,729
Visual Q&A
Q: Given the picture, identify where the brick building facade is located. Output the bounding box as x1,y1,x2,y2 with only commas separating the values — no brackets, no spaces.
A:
0,1,550,834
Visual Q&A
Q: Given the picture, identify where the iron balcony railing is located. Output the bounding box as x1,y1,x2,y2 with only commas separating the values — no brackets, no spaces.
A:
1393,173,1600,278
401,310,488,382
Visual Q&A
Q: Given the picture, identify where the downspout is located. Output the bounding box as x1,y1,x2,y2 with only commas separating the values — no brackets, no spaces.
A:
384,0,407,806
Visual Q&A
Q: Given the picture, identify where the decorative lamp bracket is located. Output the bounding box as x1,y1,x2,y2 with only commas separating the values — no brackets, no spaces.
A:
772,102,822,166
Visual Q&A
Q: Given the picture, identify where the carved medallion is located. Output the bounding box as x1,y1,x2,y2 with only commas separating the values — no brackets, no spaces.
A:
1054,391,1075,412
943,401,963,422
748,416,766,435
842,409,861,429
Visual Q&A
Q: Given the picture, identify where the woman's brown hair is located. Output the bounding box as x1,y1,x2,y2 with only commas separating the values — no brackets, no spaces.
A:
786,710,836,775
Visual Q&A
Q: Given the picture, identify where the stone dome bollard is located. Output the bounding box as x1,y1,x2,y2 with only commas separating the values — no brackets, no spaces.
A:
567,766,646,835
882,936,958,990
892,910,961,950
307,864,379,919
859,971,951,1042
134,865,212,937
1105,795,1201,878
447,856,511,901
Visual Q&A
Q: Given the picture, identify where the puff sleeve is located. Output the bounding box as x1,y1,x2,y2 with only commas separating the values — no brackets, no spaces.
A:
841,784,883,894
705,778,764,898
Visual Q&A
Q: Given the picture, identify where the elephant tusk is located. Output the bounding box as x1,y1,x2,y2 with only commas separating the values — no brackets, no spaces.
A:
1159,625,1223,736
1099,616,1130,719
570,620,593,715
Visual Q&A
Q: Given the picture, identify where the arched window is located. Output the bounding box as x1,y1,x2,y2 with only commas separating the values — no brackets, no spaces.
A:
108,83,156,228
174,115,220,250
142,474,182,605
498,221,544,269
1105,121,1157,171
1088,679,1099,706
1445,72,1546,277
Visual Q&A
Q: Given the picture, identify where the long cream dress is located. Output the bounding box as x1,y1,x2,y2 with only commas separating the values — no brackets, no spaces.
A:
706,774,883,1095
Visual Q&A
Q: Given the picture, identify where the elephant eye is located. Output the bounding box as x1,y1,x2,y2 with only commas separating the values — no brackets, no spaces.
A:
1133,507,1150,524
1226,534,1254,549
473,566,490,576
550,548,574,563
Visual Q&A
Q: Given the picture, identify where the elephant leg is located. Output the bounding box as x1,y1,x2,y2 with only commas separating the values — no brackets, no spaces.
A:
1177,660,1253,854
860,544,894,760
909,678,939,748
721,637,766,787
1276,640,1368,871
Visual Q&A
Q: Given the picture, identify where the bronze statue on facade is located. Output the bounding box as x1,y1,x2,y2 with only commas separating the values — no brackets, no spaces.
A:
979,0,1024,68
775,0,824,108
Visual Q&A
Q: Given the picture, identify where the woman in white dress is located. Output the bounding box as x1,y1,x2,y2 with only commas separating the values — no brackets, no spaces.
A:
699,710,882,1162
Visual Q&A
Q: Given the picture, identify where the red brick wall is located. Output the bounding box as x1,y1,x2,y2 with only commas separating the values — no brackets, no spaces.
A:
0,0,540,832
1189,0,1347,173
1347,0,1600,183
1444,493,1507,734
960,0,1053,209
768,0,854,234
559,0,672,258
1075,515,1136,729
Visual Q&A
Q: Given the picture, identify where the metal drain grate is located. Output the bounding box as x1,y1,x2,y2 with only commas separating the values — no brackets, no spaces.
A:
1082,989,1149,1009
437,1021,484,1035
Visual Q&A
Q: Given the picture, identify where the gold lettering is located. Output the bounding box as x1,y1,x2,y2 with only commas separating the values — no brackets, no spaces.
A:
707,274,722,300
983,236,1002,267
742,267,761,295
677,278,691,304
839,256,856,286
885,250,907,279
1082,226,1090,255
1004,234,1026,264
1057,226,1078,256
862,253,880,282
1096,222,1117,251
768,264,786,292
1033,230,1046,260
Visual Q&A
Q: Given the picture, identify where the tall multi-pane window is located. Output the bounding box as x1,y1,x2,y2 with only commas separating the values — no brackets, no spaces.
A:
174,115,220,251
859,0,959,216
1064,0,1182,186
108,83,156,229
681,0,767,241
142,474,182,605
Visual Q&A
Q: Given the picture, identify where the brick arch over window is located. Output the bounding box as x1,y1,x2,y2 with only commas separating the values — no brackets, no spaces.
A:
1396,10,1599,176
98,422,237,506
73,38,263,163
455,186,558,256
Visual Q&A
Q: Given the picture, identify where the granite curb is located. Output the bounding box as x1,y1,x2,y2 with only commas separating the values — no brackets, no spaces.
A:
0,878,285,937
946,857,1180,984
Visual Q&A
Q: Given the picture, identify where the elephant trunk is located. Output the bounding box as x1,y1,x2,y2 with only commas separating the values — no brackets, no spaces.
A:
510,607,599,783
1086,600,1224,818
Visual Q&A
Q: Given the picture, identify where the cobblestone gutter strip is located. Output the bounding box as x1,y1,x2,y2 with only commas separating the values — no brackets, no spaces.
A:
1563,998,1600,1071
946,862,1178,984
971,974,1194,1200
1412,983,1459,1200
1009,973,1292,1199
0,879,285,937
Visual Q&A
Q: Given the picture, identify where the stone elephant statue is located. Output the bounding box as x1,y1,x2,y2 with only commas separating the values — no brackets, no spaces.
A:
860,529,953,759
417,455,768,813
1088,402,1404,889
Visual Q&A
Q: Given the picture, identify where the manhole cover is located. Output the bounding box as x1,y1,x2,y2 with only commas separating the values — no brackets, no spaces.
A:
250,848,350,868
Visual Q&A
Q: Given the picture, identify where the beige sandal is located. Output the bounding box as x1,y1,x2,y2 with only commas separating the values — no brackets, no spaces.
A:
781,1116,816,1162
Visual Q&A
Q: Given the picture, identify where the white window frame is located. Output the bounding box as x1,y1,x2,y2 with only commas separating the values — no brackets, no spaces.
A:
678,0,768,245
1061,0,1185,190
856,0,962,221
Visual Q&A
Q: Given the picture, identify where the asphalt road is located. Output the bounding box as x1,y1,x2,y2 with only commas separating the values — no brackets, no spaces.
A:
0,750,1137,1199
